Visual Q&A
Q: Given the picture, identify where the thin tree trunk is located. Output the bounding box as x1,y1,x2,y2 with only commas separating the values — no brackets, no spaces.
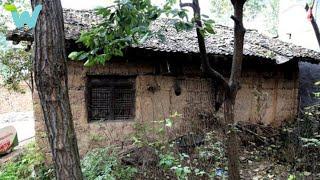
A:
224,96,240,180
31,0,83,179
226,0,246,179
184,0,245,179
305,3,320,48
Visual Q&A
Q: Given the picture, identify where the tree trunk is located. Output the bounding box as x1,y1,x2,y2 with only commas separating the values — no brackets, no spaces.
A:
226,0,246,179
31,0,83,179
305,3,320,48
224,94,240,180
185,0,245,179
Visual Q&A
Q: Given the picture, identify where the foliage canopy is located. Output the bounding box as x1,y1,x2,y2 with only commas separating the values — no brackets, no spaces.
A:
69,0,214,66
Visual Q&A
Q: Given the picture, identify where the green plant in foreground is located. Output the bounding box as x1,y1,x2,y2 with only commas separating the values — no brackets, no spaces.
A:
0,142,53,180
81,147,137,180
314,81,320,98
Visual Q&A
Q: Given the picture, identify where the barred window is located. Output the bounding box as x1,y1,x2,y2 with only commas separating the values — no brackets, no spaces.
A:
87,76,135,122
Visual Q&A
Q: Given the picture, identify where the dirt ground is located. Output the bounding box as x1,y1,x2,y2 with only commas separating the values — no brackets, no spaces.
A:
0,80,35,143
0,82,33,114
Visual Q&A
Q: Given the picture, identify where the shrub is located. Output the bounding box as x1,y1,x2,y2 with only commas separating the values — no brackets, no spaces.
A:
81,147,137,180
0,142,54,180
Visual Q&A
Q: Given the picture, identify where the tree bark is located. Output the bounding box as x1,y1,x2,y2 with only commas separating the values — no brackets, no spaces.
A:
183,0,246,179
189,0,228,86
31,0,83,179
305,2,320,49
226,0,246,179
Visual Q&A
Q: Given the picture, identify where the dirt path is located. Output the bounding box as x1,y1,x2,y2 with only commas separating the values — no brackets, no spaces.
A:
0,111,35,143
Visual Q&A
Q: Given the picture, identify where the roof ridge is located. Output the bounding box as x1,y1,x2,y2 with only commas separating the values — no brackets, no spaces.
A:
5,8,320,63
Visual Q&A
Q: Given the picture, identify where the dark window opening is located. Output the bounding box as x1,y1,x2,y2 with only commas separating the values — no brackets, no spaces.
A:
87,76,135,122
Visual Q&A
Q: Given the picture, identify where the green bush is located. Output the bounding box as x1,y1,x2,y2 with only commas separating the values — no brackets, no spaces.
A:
0,142,54,180
81,147,137,180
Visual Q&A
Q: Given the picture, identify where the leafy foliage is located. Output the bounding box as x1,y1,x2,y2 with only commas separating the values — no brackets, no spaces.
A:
277,105,320,174
0,48,32,92
69,0,165,66
4,3,17,11
131,113,226,179
70,0,215,67
0,142,54,180
0,0,32,92
81,147,137,180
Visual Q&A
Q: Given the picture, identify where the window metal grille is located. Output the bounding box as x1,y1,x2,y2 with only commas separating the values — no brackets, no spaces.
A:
87,76,135,122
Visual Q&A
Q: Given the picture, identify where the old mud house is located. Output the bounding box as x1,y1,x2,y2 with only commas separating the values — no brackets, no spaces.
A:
7,9,320,156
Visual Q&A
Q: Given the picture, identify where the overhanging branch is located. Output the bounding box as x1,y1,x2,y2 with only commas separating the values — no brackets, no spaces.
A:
305,2,320,49
180,0,228,88
179,0,195,11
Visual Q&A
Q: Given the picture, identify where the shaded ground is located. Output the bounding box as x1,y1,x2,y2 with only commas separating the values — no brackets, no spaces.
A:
119,106,320,179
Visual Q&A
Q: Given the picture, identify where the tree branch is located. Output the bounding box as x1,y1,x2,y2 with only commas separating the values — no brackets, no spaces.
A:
182,0,228,88
230,15,237,23
229,0,246,93
180,3,194,9
230,15,245,34
305,2,320,49
179,0,195,10
231,0,246,7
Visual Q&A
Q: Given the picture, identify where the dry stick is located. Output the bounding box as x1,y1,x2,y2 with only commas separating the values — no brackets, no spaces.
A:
236,125,268,145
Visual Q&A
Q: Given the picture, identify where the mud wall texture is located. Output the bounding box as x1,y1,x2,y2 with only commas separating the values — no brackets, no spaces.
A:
33,60,299,158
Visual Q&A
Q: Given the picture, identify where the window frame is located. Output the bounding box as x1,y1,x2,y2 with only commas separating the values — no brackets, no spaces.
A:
86,75,136,123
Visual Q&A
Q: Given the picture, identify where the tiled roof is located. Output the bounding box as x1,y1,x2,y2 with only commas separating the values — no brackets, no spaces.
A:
6,9,320,63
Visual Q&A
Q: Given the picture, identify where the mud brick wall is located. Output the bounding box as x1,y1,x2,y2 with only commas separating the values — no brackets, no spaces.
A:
33,60,299,159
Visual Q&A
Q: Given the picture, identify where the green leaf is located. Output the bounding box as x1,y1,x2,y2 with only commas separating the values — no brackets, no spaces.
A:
139,33,149,44
199,28,205,37
205,25,215,34
201,14,210,19
68,52,80,60
174,21,194,32
157,33,166,43
287,174,296,180
178,10,188,19
95,54,108,65
165,118,173,127
68,51,88,61
4,4,17,12
204,19,215,24
78,53,89,61
84,58,96,67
